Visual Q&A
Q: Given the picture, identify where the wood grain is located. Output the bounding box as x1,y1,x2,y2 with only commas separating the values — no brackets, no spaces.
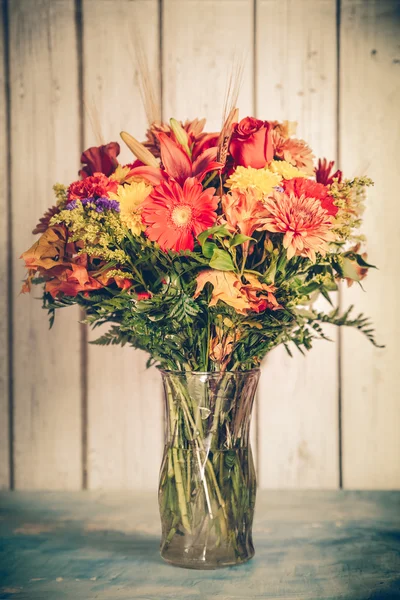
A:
9,0,82,489
256,0,339,488
340,0,400,489
0,0,10,489
82,0,163,490
162,0,258,465
1,490,400,598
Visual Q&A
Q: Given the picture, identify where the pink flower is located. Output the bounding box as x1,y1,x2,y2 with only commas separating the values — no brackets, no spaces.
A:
264,190,335,261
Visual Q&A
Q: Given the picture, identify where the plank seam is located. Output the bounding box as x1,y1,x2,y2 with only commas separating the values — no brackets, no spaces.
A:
159,0,166,446
159,0,164,120
3,0,13,490
336,0,343,490
75,0,88,491
253,0,260,484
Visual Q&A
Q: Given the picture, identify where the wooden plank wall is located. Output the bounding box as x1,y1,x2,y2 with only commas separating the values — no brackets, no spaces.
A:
340,0,400,489
8,0,82,489
256,0,339,488
0,0,10,489
0,0,399,490
82,0,163,491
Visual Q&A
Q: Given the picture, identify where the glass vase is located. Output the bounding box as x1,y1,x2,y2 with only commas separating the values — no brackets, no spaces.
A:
158,369,259,569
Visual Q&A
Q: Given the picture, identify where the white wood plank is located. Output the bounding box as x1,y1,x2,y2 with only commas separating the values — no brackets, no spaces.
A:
340,0,400,489
163,0,254,130
10,0,82,489
82,0,163,490
256,0,339,488
162,0,258,465
0,0,10,489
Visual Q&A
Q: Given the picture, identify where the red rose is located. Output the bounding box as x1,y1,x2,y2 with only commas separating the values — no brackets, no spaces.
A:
79,142,120,179
67,173,118,202
283,177,338,216
229,117,274,169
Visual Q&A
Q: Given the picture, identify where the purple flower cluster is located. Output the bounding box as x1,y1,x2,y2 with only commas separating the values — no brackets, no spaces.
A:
66,197,120,213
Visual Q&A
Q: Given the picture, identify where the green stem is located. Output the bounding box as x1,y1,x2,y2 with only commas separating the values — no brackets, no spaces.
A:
186,450,191,500
172,448,191,534
172,379,229,527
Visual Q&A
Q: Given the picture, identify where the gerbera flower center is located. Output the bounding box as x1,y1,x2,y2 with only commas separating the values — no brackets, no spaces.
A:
171,205,193,228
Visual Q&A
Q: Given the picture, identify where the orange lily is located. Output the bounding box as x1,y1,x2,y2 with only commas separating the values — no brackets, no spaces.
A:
124,132,223,186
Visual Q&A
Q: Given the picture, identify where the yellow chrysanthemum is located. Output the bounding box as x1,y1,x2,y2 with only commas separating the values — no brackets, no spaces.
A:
110,165,131,184
226,166,281,199
267,160,308,181
109,182,152,235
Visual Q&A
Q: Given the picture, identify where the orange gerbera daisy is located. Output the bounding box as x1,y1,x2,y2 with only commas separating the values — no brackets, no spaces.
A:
264,191,334,261
142,177,218,252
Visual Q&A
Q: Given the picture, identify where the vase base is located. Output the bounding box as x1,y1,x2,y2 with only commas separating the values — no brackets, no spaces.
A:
160,549,255,570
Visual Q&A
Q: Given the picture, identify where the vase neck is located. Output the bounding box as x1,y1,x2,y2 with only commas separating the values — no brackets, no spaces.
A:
161,370,260,450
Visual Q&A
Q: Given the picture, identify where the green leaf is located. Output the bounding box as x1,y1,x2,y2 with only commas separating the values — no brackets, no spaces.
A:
320,287,334,306
197,225,231,247
229,234,254,247
354,254,376,269
209,249,235,271
202,240,217,259
342,257,361,282
298,281,320,295
276,251,288,273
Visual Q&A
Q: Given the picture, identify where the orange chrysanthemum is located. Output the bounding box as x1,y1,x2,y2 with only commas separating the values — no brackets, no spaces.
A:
142,177,218,252
272,133,315,176
264,191,334,261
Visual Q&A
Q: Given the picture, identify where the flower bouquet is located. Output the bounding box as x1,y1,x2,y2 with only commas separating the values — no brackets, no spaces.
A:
21,104,379,568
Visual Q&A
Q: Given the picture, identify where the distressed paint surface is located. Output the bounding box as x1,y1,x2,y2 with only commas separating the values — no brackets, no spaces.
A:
82,0,163,491
0,0,10,489
340,0,400,489
0,0,399,492
256,0,339,489
0,491,400,599
9,0,82,490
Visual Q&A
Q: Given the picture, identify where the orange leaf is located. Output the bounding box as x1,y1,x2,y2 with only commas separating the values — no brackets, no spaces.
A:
194,269,250,314
20,226,67,270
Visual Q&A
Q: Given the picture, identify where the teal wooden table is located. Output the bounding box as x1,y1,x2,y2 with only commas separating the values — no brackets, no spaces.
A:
0,491,399,599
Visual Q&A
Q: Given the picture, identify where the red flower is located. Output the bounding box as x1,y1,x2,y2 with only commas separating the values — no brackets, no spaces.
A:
142,177,218,252
79,142,120,179
229,117,274,169
67,173,118,202
315,158,342,186
283,177,338,216
137,291,151,300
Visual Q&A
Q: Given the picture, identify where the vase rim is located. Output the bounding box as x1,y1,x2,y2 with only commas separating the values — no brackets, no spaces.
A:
158,367,261,376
